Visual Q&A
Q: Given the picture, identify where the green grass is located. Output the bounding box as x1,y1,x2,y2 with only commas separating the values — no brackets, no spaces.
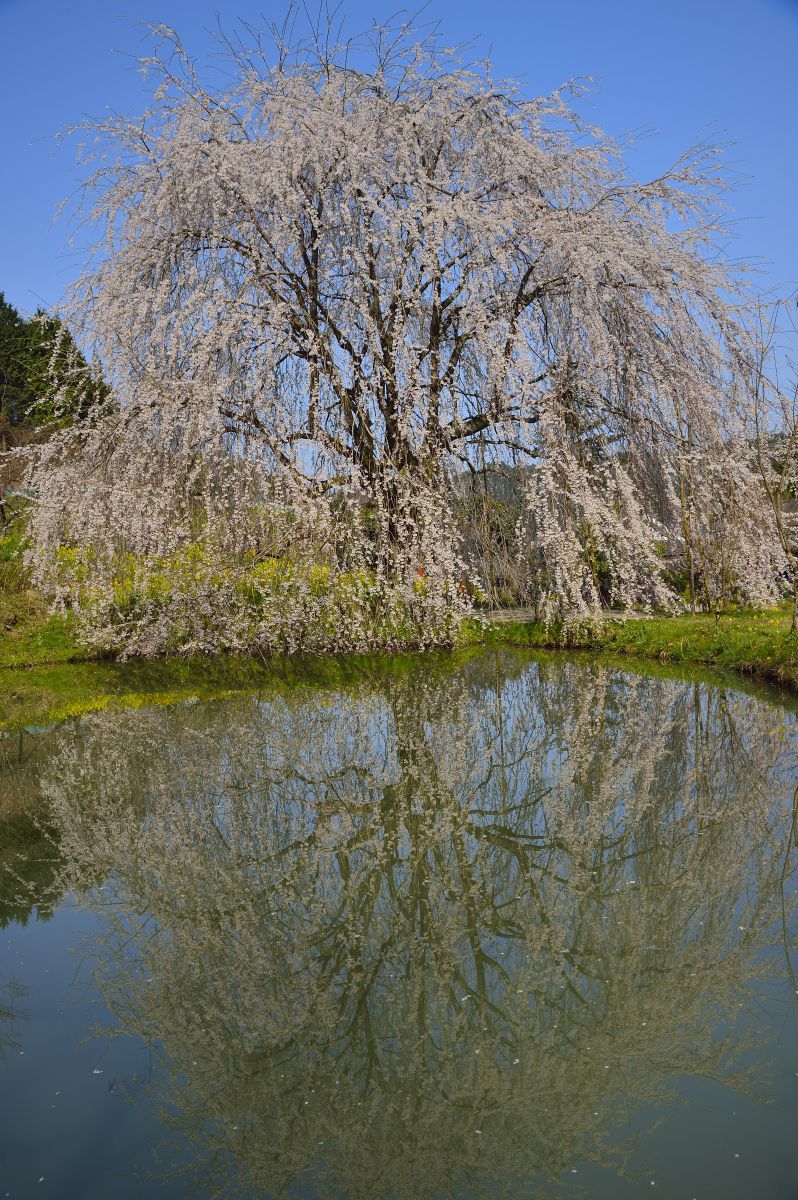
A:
0,605,87,669
4,545,798,729
0,572,90,670
472,608,798,692
0,525,91,670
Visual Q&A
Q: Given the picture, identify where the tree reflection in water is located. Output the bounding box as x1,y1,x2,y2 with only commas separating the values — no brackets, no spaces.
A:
34,653,798,1198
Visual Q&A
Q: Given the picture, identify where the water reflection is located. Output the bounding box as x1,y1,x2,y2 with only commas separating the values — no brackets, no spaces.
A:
0,731,58,1067
21,654,798,1196
0,729,63,927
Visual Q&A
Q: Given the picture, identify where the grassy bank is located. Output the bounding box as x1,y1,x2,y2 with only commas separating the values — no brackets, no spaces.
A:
3,589,798,730
468,608,798,691
0,600,85,670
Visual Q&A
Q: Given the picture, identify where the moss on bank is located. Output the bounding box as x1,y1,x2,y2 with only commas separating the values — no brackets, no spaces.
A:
3,600,798,730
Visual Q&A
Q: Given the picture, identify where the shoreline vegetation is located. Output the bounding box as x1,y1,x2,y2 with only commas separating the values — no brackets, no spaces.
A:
3,598,798,732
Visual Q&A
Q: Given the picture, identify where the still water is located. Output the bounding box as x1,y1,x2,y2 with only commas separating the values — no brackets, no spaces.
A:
2,650,798,1199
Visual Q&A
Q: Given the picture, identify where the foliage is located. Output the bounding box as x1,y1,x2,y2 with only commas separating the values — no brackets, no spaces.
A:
0,292,107,441
70,542,464,657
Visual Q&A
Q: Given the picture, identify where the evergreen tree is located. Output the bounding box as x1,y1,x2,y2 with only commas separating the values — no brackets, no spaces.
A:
0,294,31,428
0,292,108,447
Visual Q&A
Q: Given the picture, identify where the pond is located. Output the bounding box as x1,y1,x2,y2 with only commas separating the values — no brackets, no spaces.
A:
2,649,798,1199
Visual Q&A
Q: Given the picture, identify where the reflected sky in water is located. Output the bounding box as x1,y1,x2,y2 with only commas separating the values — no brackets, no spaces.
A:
2,650,798,1198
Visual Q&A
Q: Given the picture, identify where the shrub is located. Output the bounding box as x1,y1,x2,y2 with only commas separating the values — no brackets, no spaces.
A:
46,541,467,658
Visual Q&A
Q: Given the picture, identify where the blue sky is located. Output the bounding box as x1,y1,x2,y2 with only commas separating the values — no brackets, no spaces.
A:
1,0,796,315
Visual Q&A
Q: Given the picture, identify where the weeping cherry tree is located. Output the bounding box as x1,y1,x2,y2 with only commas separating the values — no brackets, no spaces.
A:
22,15,785,653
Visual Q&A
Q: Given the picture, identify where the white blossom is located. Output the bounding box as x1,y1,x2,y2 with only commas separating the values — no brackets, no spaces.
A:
18,18,786,649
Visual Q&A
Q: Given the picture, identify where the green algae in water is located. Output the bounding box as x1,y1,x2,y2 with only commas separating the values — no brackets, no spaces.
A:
2,650,798,1198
